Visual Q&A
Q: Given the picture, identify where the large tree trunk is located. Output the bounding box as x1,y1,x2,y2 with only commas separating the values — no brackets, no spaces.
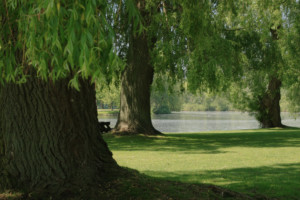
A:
257,77,283,128
0,75,119,198
114,32,160,135
113,1,161,135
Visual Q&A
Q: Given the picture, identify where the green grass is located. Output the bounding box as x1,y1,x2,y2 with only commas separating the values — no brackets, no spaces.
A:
98,169,251,200
103,128,300,200
0,173,251,200
97,109,119,115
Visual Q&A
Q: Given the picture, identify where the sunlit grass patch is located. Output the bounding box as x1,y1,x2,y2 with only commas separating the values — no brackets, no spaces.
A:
97,109,119,116
104,128,300,199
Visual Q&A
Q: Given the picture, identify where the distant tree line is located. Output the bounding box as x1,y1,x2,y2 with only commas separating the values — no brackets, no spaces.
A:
96,78,298,114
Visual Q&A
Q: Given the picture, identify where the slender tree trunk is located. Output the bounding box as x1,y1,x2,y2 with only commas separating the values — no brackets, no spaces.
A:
0,75,119,198
257,77,283,128
113,0,161,135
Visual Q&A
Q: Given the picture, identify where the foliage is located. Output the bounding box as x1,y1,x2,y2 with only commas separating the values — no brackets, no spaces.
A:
109,0,245,94
228,71,273,117
148,1,244,93
0,0,123,87
218,1,294,123
96,81,120,110
181,1,243,93
149,1,187,83
107,0,145,60
280,1,300,113
151,74,234,113
149,0,300,117
281,1,300,72
282,85,300,113
95,74,235,113
152,105,171,114
182,92,234,111
104,128,300,199
151,74,183,114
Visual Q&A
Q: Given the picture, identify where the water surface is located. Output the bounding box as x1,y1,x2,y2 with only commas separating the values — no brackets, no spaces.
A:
99,111,300,133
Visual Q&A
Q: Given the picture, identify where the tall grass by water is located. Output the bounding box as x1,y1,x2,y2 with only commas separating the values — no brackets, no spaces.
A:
104,128,300,199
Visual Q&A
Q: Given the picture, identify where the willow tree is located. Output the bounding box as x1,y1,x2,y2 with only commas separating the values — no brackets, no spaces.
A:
176,1,299,128
228,30,284,128
216,1,299,128
0,1,124,198
112,0,241,134
111,0,187,135
111,0,158,135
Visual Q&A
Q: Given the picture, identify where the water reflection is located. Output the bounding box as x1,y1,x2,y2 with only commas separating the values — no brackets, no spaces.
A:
98,111,300,133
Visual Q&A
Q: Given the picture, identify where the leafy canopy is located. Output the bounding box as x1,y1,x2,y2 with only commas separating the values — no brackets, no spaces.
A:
220,0,300,113
0,0,123,88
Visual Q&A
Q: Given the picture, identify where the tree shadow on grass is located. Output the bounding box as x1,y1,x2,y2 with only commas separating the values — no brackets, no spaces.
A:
142,162,300,200
104,128,300,154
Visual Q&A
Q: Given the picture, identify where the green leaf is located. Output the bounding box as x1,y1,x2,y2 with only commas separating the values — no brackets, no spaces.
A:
69,74,80,91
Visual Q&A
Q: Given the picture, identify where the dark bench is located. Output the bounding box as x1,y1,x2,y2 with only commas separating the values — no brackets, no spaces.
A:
98,122,112,133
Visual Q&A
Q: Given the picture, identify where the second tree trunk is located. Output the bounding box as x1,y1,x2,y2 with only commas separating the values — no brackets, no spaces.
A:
257,77,283,128
114,28,160,135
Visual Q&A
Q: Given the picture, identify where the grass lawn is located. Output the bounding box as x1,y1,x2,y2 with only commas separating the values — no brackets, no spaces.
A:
97,109,119,116
103,128,300,200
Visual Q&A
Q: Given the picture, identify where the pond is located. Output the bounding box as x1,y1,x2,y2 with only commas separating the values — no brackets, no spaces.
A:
98,111,300,133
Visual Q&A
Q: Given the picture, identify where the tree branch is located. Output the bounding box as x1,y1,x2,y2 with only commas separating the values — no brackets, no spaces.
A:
162,1,168,23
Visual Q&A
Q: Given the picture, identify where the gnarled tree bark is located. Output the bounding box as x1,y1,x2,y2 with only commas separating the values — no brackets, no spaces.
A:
0,75,119,198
